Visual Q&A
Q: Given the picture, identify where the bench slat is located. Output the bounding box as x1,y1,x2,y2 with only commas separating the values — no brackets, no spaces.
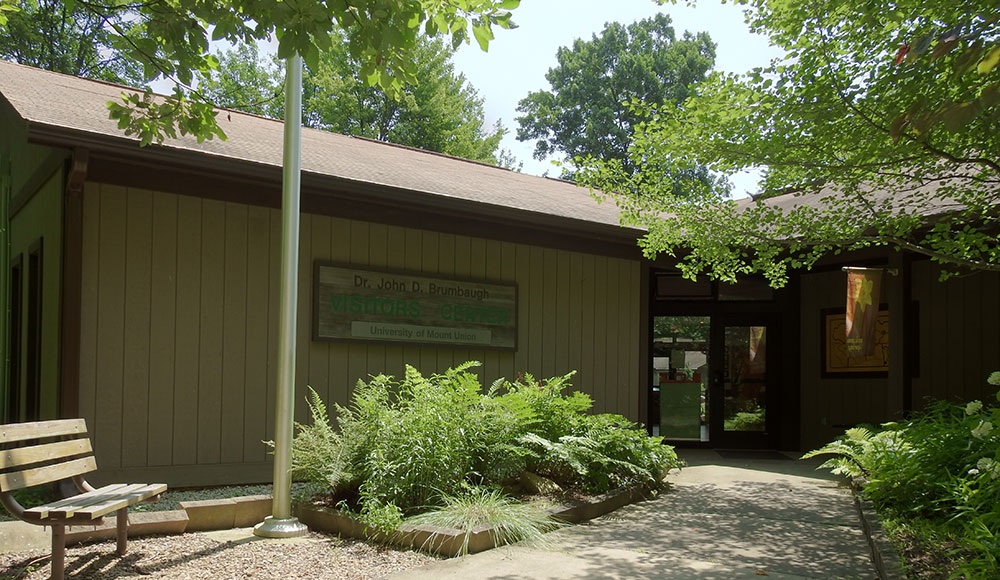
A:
0,419,87,443
71,483,167,519
0,439,93,470
0,456,97,492
38,483,152,519
23,483,133,519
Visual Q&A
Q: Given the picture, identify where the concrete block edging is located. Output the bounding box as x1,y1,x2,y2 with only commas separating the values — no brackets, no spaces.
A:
3,486,647,555
850,479,907,580
59,494,271,546
298,484,652,557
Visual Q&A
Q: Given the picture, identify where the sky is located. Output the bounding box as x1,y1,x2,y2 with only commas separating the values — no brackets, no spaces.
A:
450,0,785,197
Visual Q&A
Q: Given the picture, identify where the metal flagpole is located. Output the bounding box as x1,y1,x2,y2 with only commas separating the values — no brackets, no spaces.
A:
254,53,308,538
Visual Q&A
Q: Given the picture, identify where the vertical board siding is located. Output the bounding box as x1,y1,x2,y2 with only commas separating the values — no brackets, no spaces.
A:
172,195,201,466
911,263,1000,405
243,205,270,462
264,210,281,452
307,215,332,423
799,270,889,450
221,203,249,464
592,256,608,413
196,199,225,464
327,217,352,408
78,186,641,484
293,215,313,426
122,188,152,468
147,191,177,466
78,183,100,449
95,185,127,469
796,263,1000,449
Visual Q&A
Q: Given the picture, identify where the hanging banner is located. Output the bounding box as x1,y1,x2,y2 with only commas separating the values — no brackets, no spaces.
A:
845,268,883,357
313,263,517,350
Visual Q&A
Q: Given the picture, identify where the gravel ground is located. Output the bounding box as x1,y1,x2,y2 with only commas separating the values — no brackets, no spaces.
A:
0,531,437,580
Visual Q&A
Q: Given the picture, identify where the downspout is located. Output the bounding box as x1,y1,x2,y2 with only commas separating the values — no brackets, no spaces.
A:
60,147,88,419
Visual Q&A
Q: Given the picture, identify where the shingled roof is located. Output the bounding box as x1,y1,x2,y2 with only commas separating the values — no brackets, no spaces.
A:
0,60,639,236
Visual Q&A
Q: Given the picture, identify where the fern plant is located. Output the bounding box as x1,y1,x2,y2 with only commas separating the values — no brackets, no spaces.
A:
289,362,682,531
802,426,885,479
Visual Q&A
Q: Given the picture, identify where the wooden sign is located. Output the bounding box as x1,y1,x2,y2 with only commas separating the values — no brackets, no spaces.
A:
824,308,889,374
313,263,517,350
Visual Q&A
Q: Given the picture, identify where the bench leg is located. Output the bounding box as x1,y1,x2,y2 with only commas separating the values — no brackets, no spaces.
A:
51,524,66,580
116,507,128,556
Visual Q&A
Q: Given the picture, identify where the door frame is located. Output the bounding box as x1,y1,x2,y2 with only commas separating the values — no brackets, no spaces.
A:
650,304,785,449
708,313,780,449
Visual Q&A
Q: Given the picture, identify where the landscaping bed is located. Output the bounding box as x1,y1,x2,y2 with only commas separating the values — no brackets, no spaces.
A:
298,481,653,557
283,362,681,555
0,530,434,580
806,371,1000,578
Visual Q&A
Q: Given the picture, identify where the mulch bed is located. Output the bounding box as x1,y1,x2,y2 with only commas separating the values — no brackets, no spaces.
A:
0,531,435,580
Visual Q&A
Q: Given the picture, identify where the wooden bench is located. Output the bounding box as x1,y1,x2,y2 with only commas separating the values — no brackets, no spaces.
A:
0,419,166,580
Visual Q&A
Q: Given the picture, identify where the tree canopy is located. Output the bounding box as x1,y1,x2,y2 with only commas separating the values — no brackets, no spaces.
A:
197,36,507,164
0,0,520,146
0,0,143,84
577,0,1000,285
516,13,715,177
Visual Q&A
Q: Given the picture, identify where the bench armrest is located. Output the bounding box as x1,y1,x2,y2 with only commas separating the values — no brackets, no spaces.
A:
0,490,27,522
72,475,96,494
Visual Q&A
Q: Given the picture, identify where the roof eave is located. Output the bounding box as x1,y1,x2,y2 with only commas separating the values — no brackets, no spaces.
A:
25,121,644,251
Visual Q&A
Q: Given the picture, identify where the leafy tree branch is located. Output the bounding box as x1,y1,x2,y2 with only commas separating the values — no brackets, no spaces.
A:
577,0,1000,285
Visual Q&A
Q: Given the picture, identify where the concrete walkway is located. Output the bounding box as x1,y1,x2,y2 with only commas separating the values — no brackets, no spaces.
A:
385,449,878,579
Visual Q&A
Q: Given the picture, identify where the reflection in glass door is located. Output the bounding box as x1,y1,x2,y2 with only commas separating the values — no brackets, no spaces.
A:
722,325,767,433
652,316,710,441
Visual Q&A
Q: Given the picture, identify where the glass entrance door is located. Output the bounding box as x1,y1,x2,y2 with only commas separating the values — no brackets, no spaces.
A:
710,317,777,448
652,316,710,442
721,325,768,433
652,315,777,447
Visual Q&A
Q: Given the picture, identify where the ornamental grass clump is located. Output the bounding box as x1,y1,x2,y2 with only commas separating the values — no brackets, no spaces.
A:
405,486,564,555
289,362,680,537
805,371,1000,577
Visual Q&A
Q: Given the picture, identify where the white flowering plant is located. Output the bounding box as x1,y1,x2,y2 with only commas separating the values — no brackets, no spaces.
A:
807,370,1000,576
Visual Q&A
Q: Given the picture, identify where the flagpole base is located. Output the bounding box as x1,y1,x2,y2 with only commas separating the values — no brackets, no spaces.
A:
253,516,308,538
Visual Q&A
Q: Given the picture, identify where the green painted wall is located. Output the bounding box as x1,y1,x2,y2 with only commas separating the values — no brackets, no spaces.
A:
0,101,65,422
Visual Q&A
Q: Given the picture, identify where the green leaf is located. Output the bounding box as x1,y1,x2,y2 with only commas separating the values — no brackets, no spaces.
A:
499,0,520,8
276,34,294,59
911,33,933,55
980,83,1000,108
888,114,908,142
211,21,229,41
472,23,493,51
978,45,1000,74
303,43,320,71
955,42,985,76
938,101,980,132
929,37,958,62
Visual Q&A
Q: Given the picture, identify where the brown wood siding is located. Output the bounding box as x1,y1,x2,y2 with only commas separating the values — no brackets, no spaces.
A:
78,184,642,486
799,269,889,450
911,262,1000,406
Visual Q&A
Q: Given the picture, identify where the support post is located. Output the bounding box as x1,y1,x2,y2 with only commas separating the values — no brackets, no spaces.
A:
116,507,128,555
51,524,65,580
254,53,308,539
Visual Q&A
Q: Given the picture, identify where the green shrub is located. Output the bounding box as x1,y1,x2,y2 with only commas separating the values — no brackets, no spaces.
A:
724,407,766,431
806,371,1000,576
290,362,680,531
519,414,680,493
